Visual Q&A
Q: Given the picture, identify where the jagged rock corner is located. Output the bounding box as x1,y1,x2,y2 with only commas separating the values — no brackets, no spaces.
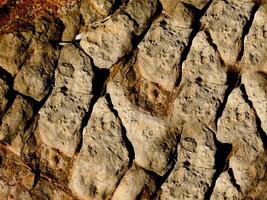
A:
0,0,266,199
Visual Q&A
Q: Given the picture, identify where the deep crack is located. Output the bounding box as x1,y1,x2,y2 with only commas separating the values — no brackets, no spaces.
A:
204,129,233,200
105,93,135,164
228,168,241,192
75,65,109,153
214,69,241,129
240,84,267,149
175,0,213,88
236,1,260,62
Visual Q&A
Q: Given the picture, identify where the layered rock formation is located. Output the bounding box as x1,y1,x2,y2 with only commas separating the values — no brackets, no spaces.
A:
0,0,266,199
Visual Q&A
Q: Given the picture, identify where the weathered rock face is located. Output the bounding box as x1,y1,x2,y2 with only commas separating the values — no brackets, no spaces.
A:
0,0,266,200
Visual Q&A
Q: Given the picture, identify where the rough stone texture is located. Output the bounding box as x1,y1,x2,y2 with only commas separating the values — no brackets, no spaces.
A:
160,122,217,200
210,172,239,200
0,32,31,76
0,0,266,199
0,77,9,119
217,88,264,193
136,15,192,90
112,164,157,200
108,79,180,176
201,0,255,65
70,97,129,200
0,95,35,143
13,19,62,101
243,72,267,136
38,44,94,157
241,5,267,72
174,31,228,125
78,0,158,69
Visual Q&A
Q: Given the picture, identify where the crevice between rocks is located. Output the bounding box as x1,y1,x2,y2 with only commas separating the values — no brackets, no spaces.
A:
175,0,213,88
73,0,163,154
214,69,241,129
228,167,241,192
150,134,181,199
204,130,234,200
240,84,267,149
0,66,16,121
75,64,110,153
131,0,163,48
236,1,260,62
105,93,136,198
204,21,242,131
105,93,135,166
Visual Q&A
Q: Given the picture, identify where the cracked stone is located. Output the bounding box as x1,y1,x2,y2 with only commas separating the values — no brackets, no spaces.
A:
242,152,267,200
19,116,73,188
0,145,35,199
217,88,265,193
241,5,267,72
112,164,157,200
0,0,266,199
160,0,195,27
70,97,129,200
242,72,267,136
13,37,58,101
0,95,35,143
210,171,239,200
0,77,9,119
160,122,216,200
201,0,255,65
38,44,94,157
31,179,74,200
124,0,158,35
182,31,227,85
107,78,180,176
60,7,81,41
80,0,120,25
181,0,210,10
137,15,192,91
0,32,31,76
173,81,227,126
79,0,159,69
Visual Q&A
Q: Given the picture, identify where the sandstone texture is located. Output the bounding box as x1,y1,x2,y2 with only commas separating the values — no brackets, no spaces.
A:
0,0,266,200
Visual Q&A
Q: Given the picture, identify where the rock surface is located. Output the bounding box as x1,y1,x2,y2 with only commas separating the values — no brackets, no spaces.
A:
0,0,266,199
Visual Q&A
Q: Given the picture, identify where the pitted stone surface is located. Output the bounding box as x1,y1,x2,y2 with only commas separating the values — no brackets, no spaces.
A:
0,0,266,199
38,44,94,156
70,97,129,200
